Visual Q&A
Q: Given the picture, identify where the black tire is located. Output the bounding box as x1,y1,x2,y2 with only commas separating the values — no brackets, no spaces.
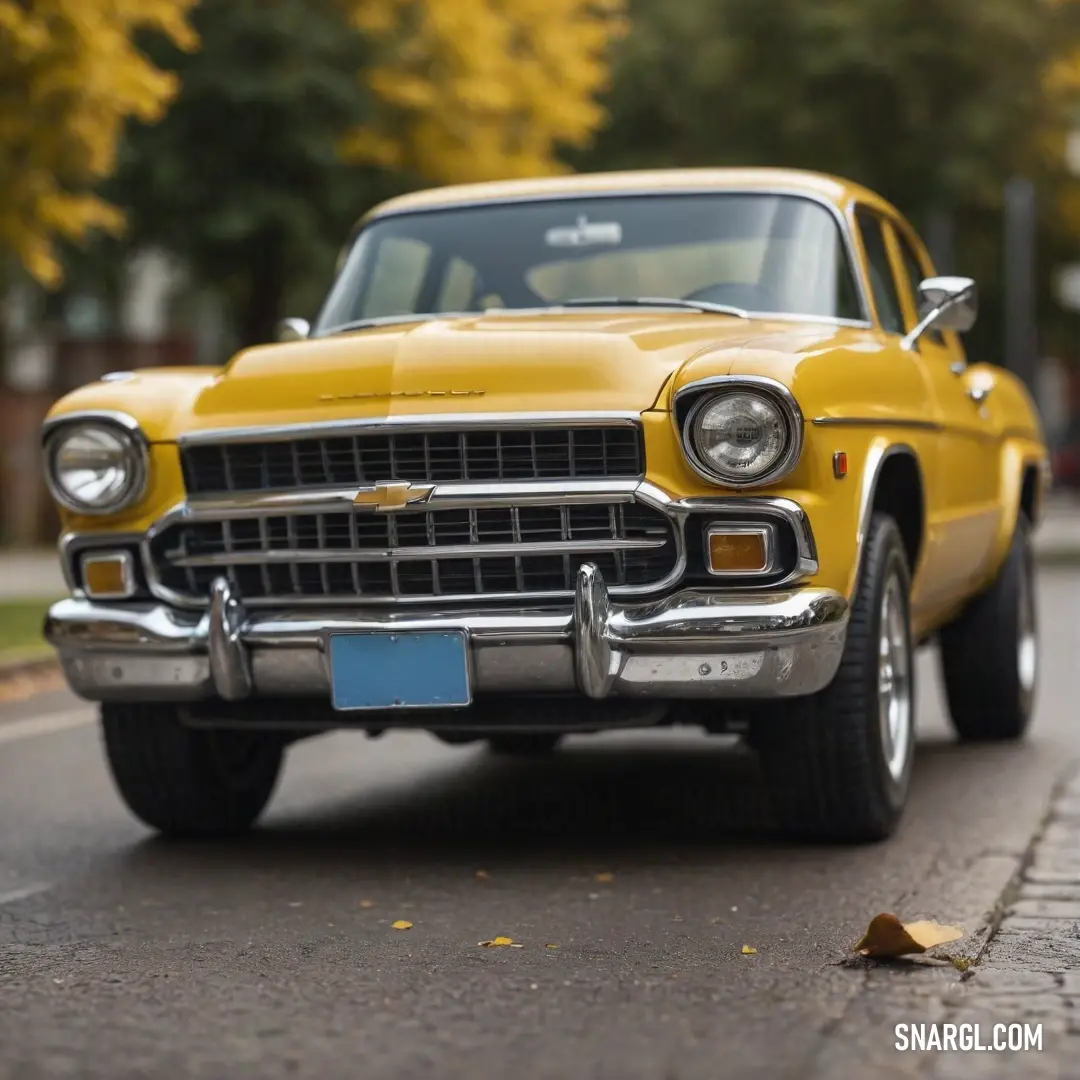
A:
487,734,562,756
101,704,284,838
752,513,916,843
938,518,1037,742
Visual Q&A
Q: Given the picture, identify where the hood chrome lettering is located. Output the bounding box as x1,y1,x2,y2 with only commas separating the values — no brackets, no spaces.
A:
318,389,487,402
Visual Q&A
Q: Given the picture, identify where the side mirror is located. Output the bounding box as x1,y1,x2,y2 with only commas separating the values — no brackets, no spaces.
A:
901,276,977,350
275,317,310,343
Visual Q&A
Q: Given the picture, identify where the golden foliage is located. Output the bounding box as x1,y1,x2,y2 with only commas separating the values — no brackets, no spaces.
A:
0,0,197,286
339,0,626,185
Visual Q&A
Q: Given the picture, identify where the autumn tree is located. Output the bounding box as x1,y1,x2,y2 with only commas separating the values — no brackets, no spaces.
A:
341,0,624,185
0,0,198,288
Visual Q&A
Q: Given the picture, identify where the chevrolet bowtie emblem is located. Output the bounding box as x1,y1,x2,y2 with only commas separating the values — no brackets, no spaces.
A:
353,481,436,512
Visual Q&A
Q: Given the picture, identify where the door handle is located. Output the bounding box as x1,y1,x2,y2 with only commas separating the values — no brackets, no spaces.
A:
966,385,993,405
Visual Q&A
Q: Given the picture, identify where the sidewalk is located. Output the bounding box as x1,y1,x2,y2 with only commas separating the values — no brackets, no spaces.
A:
0,549,65,600
0,501,1078,604
1033,493,1080,560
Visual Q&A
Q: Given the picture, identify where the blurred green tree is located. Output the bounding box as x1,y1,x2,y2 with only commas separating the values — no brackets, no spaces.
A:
578,0,1080,366
104,0,377,349
99,0,624,348
0,0,197,288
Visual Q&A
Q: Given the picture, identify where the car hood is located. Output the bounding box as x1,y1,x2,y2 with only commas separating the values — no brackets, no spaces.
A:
49,312,874,442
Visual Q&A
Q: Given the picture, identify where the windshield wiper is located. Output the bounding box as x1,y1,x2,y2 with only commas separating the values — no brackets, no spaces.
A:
557,297,750,319
316,312,478,337
316,297,750,337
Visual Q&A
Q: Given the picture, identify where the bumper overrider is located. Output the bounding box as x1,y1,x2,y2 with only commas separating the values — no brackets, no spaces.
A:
44,566,849,708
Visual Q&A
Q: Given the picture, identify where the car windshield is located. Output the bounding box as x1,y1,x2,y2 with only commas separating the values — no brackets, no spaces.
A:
312,193,864,335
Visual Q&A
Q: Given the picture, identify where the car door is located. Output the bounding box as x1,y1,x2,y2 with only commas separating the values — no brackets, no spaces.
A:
884,216,1004,596
851,207,948,612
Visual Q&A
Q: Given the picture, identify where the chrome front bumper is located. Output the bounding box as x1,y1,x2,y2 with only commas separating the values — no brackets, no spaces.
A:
44,565,849,707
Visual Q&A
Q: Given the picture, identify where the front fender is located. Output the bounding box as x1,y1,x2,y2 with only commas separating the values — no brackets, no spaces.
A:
984,435,1049,578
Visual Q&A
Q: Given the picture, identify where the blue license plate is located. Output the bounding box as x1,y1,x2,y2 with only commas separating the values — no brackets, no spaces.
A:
328,631,471,711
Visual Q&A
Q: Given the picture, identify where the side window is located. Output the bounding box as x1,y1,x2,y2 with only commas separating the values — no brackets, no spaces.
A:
894,230,945,347
360,237,432,318
855,211,904,335
435,257,479,312
834,245,863,322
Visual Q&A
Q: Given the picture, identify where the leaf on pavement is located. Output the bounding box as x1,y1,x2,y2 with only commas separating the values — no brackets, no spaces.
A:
475,870,490,881
359,899,375,909
853,913,964,958
391,919,413,931
741,945,757,955
545,943,558,949
479,936,523,948
594,871,614,883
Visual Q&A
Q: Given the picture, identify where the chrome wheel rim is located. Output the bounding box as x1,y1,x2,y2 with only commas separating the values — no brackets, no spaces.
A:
1018,549,1038,699
878,573,913,785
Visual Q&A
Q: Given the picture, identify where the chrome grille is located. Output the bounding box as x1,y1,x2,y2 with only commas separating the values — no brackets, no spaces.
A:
180,426,644,496
150,502,677,604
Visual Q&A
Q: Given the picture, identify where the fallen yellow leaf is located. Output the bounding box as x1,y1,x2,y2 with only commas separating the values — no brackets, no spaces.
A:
594,872,614,883
545,943,558,949
479,936,515,947
391,920,413,931
359,899,375,909
742,945,757,955
853,913,964,959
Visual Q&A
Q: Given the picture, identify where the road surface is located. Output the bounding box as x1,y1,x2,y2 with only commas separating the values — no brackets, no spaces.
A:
2,567,1080,1079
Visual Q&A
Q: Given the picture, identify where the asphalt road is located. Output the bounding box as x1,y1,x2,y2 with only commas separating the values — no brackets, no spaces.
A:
2,569,1080,1079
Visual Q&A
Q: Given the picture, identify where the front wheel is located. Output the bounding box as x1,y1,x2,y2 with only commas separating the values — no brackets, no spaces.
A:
938,518,1037,741
752,513,916,843
101,704,284,838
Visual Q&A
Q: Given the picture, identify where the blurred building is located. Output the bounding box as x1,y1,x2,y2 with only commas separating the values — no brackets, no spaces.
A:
0,249,226,547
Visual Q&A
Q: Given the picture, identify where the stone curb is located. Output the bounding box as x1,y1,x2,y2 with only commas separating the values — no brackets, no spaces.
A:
926,766,1080,1074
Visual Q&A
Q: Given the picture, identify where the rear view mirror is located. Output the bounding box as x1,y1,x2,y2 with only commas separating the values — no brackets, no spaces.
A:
275,318,310,343
902,277,977,350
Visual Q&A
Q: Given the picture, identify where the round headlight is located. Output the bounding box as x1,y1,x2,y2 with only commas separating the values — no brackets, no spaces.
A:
684,388,800,486
45,421,147,514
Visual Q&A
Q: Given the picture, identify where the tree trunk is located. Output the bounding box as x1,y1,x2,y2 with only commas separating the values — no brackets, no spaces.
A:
239,231,286,348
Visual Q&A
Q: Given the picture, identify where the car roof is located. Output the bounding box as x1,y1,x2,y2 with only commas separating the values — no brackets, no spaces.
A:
362,167,899,222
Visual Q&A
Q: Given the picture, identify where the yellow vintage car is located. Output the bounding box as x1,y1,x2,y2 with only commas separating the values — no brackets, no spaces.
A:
42,168,1048,842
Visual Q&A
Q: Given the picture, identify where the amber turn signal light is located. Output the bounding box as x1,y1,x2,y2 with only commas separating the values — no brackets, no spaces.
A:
82,551,136,599
706,526,772,576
